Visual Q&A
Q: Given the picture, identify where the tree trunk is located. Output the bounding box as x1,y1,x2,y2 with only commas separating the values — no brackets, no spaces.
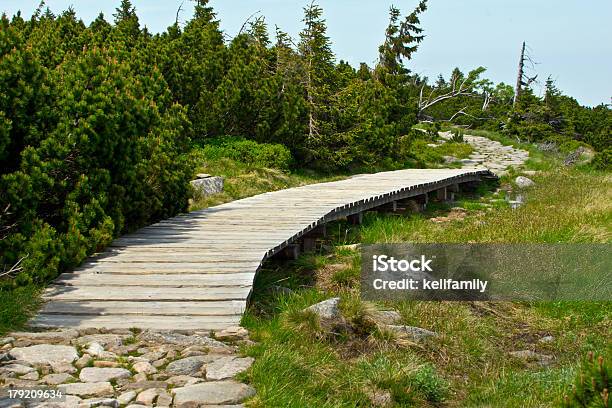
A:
513,41,526,108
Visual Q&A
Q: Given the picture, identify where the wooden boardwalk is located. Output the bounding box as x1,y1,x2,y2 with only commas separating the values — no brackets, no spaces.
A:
32,168,494,331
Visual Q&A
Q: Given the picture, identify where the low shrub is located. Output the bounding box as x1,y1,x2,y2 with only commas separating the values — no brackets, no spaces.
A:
562,352,609,407
199,137,293,170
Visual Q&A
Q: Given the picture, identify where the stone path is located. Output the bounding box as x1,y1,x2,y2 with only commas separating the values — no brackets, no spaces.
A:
440,132,530,175
0,328,254,407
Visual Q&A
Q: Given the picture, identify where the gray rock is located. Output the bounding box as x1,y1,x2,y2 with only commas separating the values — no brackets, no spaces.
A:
79,367,131,383
75,354,92,369
42,373,75,385
74,334,128,348
1,363,35,375
156,390,173,406
165,356,207,376
152,358,168,368
386,325,437,340
305,298,341,320
9,345,78,366
51,362,77,374
0,397,23,408
373,310,401,325
123,380,168,392
140,351,166,362
10,330,79,344
191,176,224,197
116,391,137,405
515,176,535,188
205,357,254,381
135,388,164,405
138,331,227,349
539,335,555,343
166,375,202,387
215,327,249,342
60,382,115,398
0,337,15,346
172,381,256,407
77,398,119,408
132,361,157,374
28,395,82,408
19,371,39,381
509,350,553,366
85,342,105,357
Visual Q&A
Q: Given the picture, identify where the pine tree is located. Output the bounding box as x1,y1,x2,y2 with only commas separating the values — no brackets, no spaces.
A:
112,0,141,49
298,2,336,147
378,1,428,75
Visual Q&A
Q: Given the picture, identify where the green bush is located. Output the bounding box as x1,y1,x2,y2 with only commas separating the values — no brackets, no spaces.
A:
562,352,609,407
592,148,611,170
199,137,293,170
0,42,194,287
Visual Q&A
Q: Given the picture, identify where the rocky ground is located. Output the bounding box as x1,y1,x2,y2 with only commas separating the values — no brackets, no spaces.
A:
439,132,530,174
0,327,255,408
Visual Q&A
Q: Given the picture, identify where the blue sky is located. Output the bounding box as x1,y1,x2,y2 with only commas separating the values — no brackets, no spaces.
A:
3,1,611,106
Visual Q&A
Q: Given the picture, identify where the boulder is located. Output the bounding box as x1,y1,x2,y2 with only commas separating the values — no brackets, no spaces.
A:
117,391,137,406
42,373,75,385
205,357,254,381
167,375,202,387
135,388,165,405
122,380,168,392
74,334,128,348
515,176,535,188
60,382,114,398
9,344,78,366
132,361,157,374
191,175,224,197
172,381,256,407
77,398,119,408
19,371,39,381
165,356,208,376
1,364,35,375
79,367,131,383
85,342,105,357
0,397,24,408
9,330,79,344
305,298,341,320
386,325,437,340
137,331,227,349
215,327,249,342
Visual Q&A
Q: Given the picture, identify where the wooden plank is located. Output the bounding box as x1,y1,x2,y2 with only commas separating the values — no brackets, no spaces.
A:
44,285,252,301
30,314,241,330
41,300,245,316
55,273,255,287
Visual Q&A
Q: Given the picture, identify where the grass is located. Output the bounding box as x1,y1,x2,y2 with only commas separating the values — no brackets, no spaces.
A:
0,285,43,335
189,157,344,211
241,159,611,407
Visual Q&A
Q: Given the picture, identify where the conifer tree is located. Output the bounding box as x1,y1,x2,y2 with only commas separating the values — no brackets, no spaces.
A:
378,1,427,75
298,2,336,154
112,0,141,49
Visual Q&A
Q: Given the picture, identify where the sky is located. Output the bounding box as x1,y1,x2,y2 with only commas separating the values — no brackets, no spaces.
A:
3,1,611,107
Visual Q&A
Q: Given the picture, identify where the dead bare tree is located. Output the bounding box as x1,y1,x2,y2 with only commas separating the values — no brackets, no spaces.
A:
418,68,485,118
513,41,538,107
175,1,184,26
